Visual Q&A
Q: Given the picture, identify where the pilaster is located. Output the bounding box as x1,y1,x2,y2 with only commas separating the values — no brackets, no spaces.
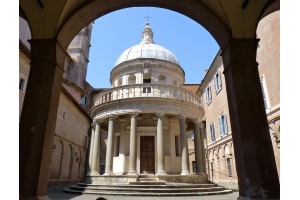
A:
222,38,280,199
19,39,65,200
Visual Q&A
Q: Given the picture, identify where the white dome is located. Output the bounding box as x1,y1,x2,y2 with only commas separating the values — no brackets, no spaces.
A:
114,22,180,67
114,43,180,66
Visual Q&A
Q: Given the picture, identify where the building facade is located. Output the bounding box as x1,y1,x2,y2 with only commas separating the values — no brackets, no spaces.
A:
198,51,238,189
198,10,280,189
19,17,93,187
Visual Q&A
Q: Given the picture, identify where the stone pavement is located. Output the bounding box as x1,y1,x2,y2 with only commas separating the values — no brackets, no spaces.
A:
48,188,239,200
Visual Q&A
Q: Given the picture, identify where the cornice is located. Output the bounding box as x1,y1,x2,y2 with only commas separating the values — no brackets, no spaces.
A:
207,136,233,152
61,86,92,122
62,78,85,95
91,98,203,122
19,39,31,60
110,62,185,83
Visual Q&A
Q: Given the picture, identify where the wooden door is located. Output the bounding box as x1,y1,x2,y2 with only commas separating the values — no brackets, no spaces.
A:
140,136,155,174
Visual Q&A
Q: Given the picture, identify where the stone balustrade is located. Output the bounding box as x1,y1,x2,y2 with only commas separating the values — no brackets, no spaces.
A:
93,84,202,108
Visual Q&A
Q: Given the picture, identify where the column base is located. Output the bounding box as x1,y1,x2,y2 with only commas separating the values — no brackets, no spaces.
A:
20,195,48,200
181,171,190,175
89,171,100,176
127,171,137,175
103,171,115,175
156,171,167,175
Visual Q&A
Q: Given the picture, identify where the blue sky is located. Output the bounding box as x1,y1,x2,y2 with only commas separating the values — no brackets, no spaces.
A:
86,7,220,88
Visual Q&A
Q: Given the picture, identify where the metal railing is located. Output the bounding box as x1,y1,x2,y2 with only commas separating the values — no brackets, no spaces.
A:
93,83,202,108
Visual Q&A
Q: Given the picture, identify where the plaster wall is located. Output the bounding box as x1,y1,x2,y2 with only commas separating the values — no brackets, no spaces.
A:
257,11,280,109
49,92,90,181
202,62,232,144
256,10,280,177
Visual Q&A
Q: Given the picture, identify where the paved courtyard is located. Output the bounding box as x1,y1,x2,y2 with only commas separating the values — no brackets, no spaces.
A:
48,188,239,200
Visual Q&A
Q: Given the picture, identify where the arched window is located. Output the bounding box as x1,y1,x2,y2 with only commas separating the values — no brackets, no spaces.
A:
227,158,232,177
128,74,136,85
118,77,122,86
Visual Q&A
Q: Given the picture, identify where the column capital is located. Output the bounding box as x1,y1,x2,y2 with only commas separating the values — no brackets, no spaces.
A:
93,120,103,126
193,118,200,123
29,38,67,72
221,38,260,73
156,112,164,118
179,114,186,120
130,112,139,118
108,115,116,121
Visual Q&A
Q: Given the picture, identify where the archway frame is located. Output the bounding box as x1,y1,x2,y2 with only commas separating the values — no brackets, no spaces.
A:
19,1,280,199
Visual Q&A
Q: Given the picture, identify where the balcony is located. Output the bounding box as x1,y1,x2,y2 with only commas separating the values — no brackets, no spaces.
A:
93,84,202,108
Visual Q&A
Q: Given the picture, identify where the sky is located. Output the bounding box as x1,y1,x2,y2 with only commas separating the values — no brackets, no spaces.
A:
86,7,220,88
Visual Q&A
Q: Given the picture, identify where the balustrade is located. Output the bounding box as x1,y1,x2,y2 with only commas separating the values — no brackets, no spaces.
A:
93,84,202,108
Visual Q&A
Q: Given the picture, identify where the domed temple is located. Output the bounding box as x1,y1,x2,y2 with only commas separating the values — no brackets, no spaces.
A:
86,22,207,184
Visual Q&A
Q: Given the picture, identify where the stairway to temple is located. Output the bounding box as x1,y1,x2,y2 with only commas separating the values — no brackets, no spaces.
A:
63,176,233,197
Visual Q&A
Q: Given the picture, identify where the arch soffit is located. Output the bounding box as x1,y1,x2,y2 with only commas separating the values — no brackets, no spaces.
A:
257,0,280,27
20,0,277,51
54,0,231,49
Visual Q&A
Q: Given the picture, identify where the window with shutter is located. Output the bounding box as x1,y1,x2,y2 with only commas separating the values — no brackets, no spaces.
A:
214,75,217,91
224,114,228,135
206,86,212,104
210,122,215,142
214,71,222,93
218,72,222,88
219,113,228,137
219,116,223,137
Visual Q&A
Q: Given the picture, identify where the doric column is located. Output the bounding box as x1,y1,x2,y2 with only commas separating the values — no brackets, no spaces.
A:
91,122,101,175
128,113,138,174
222,38,280,199
19,39,65,200
193,118,204,174
87,124,95,175
179,115,190,175
104,116,115,175
156,112,166,175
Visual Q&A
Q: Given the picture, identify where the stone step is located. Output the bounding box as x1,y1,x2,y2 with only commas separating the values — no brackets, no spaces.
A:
137,178,158,182
63,188,233,197
69,185,226,193
129,181,166,185
138,174,157,178
77,182,218,188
